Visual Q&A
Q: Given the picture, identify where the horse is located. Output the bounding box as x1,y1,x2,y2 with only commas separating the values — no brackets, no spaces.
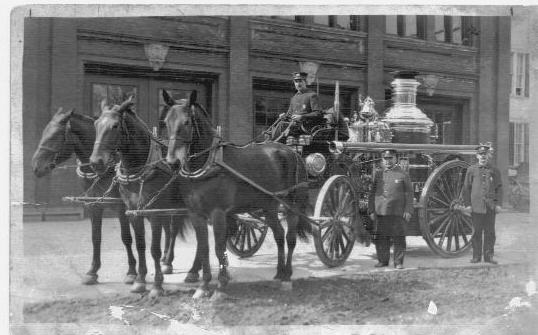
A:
31,107,139,286
89,97,198,297
162,89,312,296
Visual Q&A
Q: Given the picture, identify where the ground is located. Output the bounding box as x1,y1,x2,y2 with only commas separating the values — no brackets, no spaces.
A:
13,211,538,334
23,264,538,333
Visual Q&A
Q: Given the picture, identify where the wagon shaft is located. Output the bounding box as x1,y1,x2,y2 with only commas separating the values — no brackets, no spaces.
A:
62,196,124,205
125,208,189,217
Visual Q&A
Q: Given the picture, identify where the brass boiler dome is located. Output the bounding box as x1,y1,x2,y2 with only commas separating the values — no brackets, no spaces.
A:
382,71,435,144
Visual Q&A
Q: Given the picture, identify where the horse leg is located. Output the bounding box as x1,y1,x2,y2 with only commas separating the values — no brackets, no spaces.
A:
191,215,211,298
162,217,177,275
82,205,103,285
161,219,171,264
265,209,286,281
118,207,137,284
212,209,230,290
130,216,147,293
149,217,164,298
282,213,299,286
184,217,203,283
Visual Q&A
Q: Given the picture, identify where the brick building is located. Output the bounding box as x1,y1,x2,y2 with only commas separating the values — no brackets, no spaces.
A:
22,15,511,215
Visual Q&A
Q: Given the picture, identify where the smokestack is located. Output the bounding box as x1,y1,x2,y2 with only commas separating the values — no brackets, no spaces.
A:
382,71,435,144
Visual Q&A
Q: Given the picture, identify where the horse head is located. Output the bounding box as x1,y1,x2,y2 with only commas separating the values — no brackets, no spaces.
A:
90,96,134,174
32,107,76,177
162,90,213,169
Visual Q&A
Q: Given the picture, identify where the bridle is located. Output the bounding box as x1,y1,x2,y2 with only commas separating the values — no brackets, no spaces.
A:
93,110,131,170
168,102,222,178
37,121,74,168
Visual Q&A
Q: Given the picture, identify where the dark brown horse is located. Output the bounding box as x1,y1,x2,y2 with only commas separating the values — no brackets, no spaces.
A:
90,98,196,297
31,107,138,285
163,90,312,296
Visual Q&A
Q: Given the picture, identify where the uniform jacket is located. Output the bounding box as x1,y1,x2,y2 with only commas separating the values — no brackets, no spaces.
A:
368,166,414,216
287,89,324,130
463,164,503,214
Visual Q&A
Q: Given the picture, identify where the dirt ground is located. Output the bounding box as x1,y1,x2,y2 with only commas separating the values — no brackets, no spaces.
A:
23,263,538,332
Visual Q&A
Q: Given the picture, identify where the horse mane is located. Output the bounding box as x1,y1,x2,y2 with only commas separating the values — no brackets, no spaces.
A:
193,102,217,136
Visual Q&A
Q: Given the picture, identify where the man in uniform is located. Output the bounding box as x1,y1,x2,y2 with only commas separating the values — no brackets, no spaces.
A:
463,143,503,264
368,149,413,269
269,72,325,141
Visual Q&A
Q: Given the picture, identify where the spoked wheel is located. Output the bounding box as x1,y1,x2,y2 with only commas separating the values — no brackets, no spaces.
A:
419,160,473,257
226,211,268,258
313,175,358,267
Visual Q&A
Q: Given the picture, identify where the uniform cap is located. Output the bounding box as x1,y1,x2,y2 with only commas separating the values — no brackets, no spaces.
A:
292,72,308,81
381,149,397,158
476,142,493,154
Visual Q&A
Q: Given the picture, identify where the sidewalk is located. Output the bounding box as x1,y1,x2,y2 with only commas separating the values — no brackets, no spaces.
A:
18,211,536,304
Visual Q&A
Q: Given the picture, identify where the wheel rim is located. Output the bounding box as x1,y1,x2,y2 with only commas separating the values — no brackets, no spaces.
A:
226,212,267,258
419,160,473,257
314,175,357,266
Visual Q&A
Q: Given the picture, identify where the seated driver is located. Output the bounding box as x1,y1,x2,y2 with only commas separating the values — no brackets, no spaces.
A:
268,72,325,141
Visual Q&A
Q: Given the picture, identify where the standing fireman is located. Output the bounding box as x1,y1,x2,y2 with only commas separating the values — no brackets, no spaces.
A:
463,143,503,264
369,149,413,269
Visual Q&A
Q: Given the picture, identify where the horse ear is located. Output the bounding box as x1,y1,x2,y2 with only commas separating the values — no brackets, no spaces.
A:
162,90,175,107
100,99,108,113
117,95,135,114
55,107,72,124
188,90,198,106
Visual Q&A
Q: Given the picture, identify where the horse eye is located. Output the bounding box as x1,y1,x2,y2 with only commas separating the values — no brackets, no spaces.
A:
111,124,119,129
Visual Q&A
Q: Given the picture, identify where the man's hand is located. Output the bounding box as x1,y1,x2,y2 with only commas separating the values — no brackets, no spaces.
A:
495,205,503,214
369,213,376,222
291,114,303,122
403,212,412,222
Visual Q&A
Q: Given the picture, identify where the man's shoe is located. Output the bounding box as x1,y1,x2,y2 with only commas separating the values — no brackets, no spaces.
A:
470,258,481,263
484,258,498,265
374,262,388,268
395,264,404,270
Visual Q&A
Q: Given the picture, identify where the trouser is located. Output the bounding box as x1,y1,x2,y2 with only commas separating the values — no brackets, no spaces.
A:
471,208,496,260
374,215,406,265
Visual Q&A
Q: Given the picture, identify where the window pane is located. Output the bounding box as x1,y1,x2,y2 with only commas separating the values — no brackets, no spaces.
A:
452,16,462,44
335,16,351,29
386,15,397,34
404,16,417,37
434,16,445,42
313,16,329,26
515,53,525,96
91,83,137,117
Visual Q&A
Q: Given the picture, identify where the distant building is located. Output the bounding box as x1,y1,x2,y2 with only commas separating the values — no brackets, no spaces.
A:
509,8,537,200
22,15,511,216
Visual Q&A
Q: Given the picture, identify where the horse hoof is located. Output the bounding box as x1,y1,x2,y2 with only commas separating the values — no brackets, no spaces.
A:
162,265,173,275
149,287,164,299
192,287,210,299
210,290,228,302
184,272,200,283
81,274,98,285
124,274,137,285
130,282,146,293
280,281,293,291
217,274,230,289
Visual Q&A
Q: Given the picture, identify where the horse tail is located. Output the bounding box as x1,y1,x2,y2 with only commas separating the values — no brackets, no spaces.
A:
173,216,188,241
296,213,312,241
293,183,312,241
